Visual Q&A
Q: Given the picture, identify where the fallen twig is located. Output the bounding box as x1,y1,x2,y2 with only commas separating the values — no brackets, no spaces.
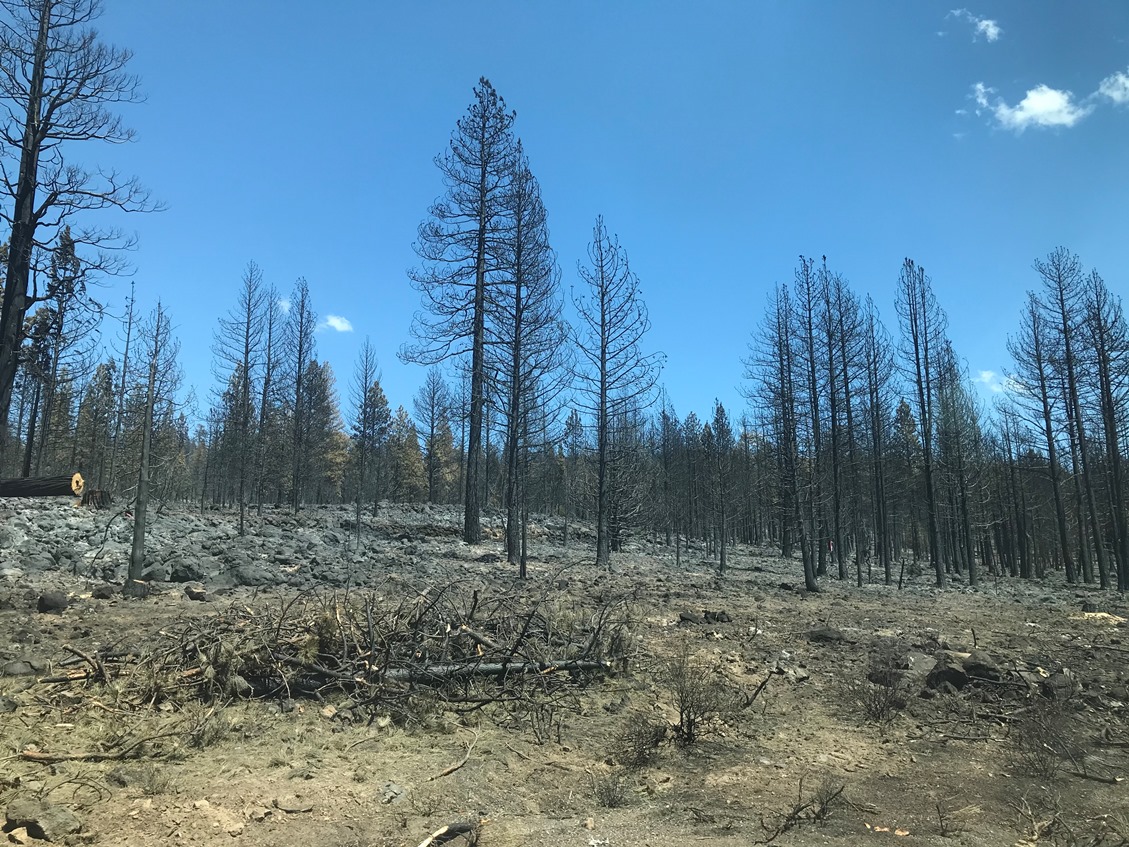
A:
63,644,106,683
428,731,479,781
416,820,479,847
20,724,191,765
21,749,132,764
1068,770,1124,785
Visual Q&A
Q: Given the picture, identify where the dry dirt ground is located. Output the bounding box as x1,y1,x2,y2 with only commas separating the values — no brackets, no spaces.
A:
1,500,1128,847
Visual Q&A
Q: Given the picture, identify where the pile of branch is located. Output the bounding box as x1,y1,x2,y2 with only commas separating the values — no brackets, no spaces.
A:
41,583,632,718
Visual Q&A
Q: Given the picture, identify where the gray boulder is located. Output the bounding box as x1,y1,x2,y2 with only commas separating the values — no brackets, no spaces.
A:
925,651,969,690
5,797,82,841
962,650,1001,681
36,591,68,614
168,557,205,583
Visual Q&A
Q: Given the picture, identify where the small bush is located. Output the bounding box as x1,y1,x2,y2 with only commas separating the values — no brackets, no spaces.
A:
1011,789,1125,847
935,797,979,838
184,704,233,749
756,776,845,843
842,648,907,724
591,770,630,808
1010,697,1075,780
107,763,175,796
810,776,846,824
661,644,745,745
614,717,667,769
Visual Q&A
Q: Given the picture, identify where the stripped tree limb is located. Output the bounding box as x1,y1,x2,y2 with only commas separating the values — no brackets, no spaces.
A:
428,731,479,781
63,644,106,683
416,820,479,847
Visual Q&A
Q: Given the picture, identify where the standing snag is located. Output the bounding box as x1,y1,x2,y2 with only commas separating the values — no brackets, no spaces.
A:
0,0,157,460
402,77,518,545
572,216,662,569
127,303,180,594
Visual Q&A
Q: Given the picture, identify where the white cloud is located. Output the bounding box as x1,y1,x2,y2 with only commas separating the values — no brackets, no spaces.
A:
975,370,1014,394
277,298,291,314
1098,68,1129,104
970,82,1092,131
976,17,1002,42
948,9,1002,42
319,314,353,333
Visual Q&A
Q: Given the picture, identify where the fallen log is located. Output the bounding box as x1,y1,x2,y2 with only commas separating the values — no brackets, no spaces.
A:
384,659,608,684
0,473,84,498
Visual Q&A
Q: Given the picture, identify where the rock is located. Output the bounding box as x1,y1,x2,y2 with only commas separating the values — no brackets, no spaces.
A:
168,558,204,583
91,584,116,600
122,580,150,599
272,796,313,814
5,798,82,842
0,696,18,713
1081,601,1099,613
1,660,34,677
36,591,68,614
901,650,937,677
23,553,55,572
184,585,208,602
1,566,24,580
140,562,170,582
807,627,848,644
920,679,960,698
380,782,404,805
963,650,1001,681
925,651,969,690
775,661,811,683
232,563,274,587
1040,671,1080,700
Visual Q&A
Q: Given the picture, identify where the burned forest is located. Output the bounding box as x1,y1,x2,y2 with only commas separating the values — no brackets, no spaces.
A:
2,5,1128,847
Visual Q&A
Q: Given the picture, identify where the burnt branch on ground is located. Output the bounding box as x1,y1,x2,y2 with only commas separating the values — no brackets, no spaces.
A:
31,584,633,723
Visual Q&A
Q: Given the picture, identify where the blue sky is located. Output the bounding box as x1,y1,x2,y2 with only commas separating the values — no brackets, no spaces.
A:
84,1,1129,426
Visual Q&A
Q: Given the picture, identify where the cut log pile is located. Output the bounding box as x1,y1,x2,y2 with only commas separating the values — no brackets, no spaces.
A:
38,584,633,719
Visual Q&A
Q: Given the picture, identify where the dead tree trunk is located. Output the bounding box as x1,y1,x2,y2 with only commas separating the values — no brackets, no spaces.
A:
0,472,83,498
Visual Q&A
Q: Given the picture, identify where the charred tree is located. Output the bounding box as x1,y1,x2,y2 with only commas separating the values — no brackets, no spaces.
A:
402,78,517,544
572,217,662,570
